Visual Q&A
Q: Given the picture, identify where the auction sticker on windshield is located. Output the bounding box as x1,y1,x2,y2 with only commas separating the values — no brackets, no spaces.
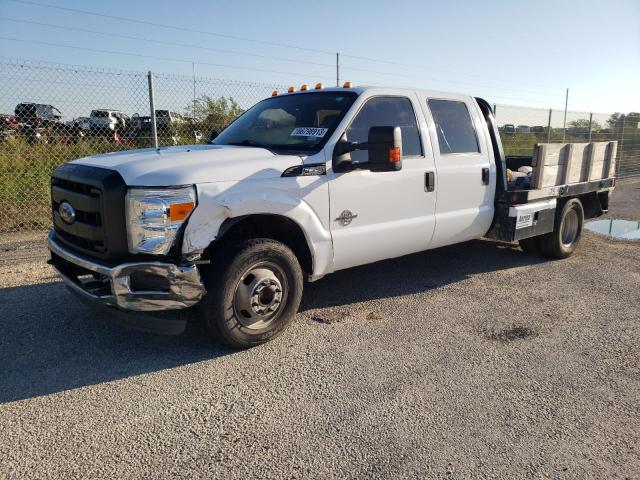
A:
290,127,328,137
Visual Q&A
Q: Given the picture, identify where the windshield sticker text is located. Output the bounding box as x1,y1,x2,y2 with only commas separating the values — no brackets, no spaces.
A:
290,127,328,138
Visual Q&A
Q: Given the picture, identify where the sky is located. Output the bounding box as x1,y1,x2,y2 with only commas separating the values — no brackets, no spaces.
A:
0,0,638,121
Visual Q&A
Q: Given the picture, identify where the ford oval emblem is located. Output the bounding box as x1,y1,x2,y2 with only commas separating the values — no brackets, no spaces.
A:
58,201,76,224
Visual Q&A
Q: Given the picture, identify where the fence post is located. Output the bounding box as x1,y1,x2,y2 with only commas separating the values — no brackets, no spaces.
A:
336,52,340,87
588,113,593,142
547,108,552,143
562,88,569,142
192,62,197,141
493,104,497,115
147,70,159,151
617,115,626,177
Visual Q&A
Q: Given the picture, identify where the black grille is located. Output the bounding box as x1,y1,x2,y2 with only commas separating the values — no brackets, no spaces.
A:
50,163,128,261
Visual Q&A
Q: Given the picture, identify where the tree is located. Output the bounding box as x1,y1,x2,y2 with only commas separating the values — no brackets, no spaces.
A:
607,112,640,130
568,118,601,131
187,95,243,134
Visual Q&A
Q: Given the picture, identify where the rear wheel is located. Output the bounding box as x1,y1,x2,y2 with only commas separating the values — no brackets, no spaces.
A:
537,198,584,259
200,238,303,349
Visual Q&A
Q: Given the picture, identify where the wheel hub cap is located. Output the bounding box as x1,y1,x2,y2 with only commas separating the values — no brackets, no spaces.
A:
233,265,286,329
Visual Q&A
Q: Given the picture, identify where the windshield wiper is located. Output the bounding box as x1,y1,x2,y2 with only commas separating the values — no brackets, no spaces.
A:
226,140,273,151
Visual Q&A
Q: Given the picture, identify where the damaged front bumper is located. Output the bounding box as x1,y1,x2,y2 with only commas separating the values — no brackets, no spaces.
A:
48,230,205,312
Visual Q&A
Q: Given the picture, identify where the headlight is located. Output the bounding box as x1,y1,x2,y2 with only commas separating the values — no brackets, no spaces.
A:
126,186,196,255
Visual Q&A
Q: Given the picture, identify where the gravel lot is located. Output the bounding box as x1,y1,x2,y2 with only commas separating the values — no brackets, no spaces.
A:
1,179,639,479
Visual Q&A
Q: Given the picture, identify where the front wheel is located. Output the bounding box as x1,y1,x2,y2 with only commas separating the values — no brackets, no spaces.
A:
200,238,303,348
537,198,584,259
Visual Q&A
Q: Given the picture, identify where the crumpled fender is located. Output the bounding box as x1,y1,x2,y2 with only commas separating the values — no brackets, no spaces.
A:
182,182,334,278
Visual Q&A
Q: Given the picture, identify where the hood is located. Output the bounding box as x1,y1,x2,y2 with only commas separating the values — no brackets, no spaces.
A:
72,144,305,185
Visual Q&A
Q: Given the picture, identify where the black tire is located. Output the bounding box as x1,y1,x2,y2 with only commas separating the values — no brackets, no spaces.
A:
518,237,539,255
200,238,303,349
537,198,584,259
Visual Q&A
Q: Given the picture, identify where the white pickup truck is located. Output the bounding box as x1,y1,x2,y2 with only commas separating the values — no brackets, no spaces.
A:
48,83,617,348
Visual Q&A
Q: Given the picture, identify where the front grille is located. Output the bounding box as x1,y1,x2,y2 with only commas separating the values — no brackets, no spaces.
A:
50,163,128,261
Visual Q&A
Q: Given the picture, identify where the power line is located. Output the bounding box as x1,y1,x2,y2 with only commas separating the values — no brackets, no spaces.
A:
340,53,561,91
340,65,563,97
7,0,566,93
0,18,336,69
0,37,339,82
0,18,561,99
6,0,336,55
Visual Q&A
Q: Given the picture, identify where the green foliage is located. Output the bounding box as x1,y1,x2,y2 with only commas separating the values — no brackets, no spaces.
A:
187,95,244,137
568,118,601,131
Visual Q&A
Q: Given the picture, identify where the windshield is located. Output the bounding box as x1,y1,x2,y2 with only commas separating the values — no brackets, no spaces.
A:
213,91,357,152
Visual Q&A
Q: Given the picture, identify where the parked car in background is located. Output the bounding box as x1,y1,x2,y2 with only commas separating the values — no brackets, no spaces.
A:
502,124,515,134
68,117,91,132
1,114,20,141
530,126,545,133
516,125,531,133
89,109,129,137
14,102,64,143
155,110,186,127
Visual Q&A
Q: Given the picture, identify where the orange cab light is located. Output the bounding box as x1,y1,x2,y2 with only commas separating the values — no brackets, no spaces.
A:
300,84,308,91
389,147,401,164
343,81,352,88
169,201,195,222
315,82,324,89
271,90,278,96
287,86,296,93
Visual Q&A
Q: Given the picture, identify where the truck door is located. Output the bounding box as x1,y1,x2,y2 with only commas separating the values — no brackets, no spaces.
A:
328,95,437,271
422,97,495,248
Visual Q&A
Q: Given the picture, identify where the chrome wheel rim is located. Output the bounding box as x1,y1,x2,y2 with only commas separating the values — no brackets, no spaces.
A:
561,209,579,246
232,261,288,330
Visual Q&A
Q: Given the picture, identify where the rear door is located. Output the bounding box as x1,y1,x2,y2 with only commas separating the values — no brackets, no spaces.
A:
328,93,437,271
421,97,495,248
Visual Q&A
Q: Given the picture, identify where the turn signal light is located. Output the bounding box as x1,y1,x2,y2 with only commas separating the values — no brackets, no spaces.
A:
288,86,296,93
315,82,324,89
300,84,308,91
169,201,195,222
389,147,401,164
271,90,278,96
343,81,352,88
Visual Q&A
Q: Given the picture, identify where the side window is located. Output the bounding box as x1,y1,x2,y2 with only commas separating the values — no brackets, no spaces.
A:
346,97,422,162
427,99,479,154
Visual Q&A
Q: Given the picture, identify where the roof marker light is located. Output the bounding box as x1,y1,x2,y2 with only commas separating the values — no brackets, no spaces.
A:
315,82,324,89
300,84,308,91
287,86,296,93
271,90,278,96
343,81,352,88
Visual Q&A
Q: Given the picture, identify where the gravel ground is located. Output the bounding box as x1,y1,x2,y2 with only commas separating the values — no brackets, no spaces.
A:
1,179,639,479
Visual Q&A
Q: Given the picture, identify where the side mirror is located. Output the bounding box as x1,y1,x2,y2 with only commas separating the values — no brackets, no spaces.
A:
367,126,402,172
332,126,403,173
209,130,219,143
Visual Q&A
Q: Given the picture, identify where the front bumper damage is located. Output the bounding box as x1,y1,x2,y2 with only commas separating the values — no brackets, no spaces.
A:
48,230,205,313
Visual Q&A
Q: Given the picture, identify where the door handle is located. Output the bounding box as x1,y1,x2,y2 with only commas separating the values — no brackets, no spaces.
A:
481,167,490,185
425,171,435,192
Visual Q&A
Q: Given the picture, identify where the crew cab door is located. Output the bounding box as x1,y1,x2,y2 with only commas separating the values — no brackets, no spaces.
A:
327,94,437,271
420,97,495,248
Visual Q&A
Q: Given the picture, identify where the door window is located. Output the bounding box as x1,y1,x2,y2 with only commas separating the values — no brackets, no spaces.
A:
346,96,422,162
427,99,479,154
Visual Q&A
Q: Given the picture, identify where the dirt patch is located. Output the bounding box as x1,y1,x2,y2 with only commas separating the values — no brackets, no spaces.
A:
486,325,537,343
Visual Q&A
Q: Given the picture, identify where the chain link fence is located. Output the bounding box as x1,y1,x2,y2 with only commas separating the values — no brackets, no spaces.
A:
1,58,638,232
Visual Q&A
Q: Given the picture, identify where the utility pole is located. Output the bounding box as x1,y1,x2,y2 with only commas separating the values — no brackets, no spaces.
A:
562,88,569,142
